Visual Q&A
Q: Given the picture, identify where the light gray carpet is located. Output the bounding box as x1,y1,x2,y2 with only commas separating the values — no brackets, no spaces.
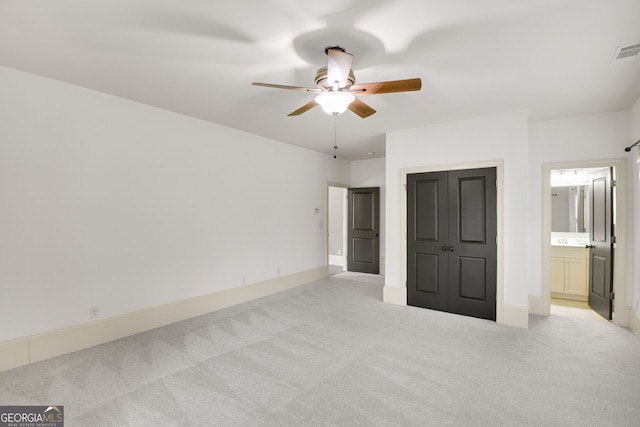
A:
1,273,639,426
328,264,344,276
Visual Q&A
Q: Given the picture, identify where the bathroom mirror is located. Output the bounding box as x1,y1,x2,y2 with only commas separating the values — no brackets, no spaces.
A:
551,185,588,232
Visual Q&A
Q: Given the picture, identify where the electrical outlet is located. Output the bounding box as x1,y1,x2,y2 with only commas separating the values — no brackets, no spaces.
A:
242,276,246,285
89,306,99,319
277,268,281,276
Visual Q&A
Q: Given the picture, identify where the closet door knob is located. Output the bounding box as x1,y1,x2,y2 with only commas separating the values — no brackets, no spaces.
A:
441,246,447,251
449,246,455,252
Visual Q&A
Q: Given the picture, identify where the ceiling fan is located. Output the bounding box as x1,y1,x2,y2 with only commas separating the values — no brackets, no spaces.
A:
252,46,422,118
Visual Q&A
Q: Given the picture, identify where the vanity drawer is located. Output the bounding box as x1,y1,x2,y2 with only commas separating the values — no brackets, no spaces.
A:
551,246,588,260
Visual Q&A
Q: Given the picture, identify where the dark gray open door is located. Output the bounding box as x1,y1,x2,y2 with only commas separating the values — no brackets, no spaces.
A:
347,187,380,274
588,168,614,320
407,168,497,321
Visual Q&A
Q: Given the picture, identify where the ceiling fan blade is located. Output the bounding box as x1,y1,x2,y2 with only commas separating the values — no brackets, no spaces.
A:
349,78,422,95
326,47,353,90
348,98,376,118
288,100,319,116
252,82,321,93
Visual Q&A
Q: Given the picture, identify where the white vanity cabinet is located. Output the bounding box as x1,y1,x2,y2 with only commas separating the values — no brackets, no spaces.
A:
551,246,589,301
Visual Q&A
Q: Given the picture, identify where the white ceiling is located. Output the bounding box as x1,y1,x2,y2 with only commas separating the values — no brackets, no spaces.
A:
2,0,640,160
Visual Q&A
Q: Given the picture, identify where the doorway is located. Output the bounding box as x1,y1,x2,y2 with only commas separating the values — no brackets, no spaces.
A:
550,167,608,319
327,184,381,276
328,184,348,276
542,159,629,326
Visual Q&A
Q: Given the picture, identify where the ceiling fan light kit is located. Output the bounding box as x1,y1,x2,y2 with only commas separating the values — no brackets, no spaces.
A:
252,46,422,118
315,91,355,115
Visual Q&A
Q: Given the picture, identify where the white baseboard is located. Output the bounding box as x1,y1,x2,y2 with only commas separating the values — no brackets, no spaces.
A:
384,286,527,328
528,295,550,316
0,266,328,373
550,292,587,302
383,285,407,305
630,309,640,342
0,337,30,373
501,304,529,328
328,254,345,267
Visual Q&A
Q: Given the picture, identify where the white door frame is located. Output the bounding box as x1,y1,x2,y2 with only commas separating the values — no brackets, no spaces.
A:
327,182,349,270
399,159,512,326
541,159,629,326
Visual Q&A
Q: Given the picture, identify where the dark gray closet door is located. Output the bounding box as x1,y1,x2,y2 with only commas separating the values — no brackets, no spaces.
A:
408,168,497,321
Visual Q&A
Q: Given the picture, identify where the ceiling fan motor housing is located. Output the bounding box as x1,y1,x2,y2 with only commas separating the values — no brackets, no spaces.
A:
314,66,355,90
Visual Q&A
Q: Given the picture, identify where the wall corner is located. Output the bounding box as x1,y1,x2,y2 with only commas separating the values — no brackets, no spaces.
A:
383,285,407,306
499,304,529,328
630,309,640,342
528,294,550,316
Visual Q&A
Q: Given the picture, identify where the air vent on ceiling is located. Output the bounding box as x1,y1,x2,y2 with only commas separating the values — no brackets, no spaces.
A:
611,43,640,64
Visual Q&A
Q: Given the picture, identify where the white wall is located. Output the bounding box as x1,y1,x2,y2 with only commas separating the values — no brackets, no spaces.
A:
527,111,632,304
0,66,350,342
351,157,385,187
351,158,386,274
328,186,345,257
386,110,529,308
630,98,640,316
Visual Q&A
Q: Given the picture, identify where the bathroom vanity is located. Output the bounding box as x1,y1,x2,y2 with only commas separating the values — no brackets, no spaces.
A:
550,233,589,301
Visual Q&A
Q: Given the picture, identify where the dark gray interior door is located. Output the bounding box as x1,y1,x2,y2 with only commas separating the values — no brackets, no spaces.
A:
588,168,613,320
407,168,497,321
447,169,497,320
347,187,380,274
406,172,449,311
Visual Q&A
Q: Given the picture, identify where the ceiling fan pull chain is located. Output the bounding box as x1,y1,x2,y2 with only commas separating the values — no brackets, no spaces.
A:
333,115,338,159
